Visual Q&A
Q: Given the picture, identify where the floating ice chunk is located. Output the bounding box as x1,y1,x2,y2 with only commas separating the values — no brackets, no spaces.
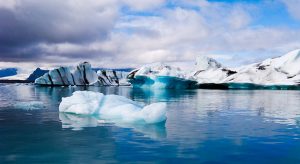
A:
59,91,167,124
59,91,104,115
141,103,167,124
14,101,45,110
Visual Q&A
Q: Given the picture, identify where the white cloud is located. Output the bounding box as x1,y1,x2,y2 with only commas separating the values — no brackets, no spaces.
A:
122,0,165,10
0,0,17,10
282,0,300,20
1,0,300,70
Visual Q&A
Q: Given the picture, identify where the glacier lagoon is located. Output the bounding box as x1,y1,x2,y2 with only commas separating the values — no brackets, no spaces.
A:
1,84,300,163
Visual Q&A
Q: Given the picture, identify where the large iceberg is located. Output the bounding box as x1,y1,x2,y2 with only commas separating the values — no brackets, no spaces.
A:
59,91,167,124
223,49,300,86
127,63,197,89
35,62,131,86
127,49,300,89
35,62,100,86
192,50,300,89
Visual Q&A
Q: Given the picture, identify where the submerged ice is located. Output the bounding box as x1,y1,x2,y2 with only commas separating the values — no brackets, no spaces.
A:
59,91,167,124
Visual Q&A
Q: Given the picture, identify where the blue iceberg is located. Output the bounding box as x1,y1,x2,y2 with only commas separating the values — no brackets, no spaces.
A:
129,75,197,89
127,63,197,89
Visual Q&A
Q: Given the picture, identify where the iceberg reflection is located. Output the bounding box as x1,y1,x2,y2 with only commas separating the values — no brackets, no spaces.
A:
195,90,300,125
59,113,167,139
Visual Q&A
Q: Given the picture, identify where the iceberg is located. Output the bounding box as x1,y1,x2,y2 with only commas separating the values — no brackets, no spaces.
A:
35,62,100,86
0,68,17,78
59,91,167,124
188,49,300,89
0,67,36,81
35,62,131,86
26,68,49,82
190,56,237,84
223,49,300,86
97,70,130,86
127,63,197,89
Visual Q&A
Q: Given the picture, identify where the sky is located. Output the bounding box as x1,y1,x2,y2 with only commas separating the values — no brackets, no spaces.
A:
0,0,300,70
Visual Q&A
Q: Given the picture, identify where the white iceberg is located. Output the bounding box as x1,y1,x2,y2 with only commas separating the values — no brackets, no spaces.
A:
59,91,167,124
193,49,300,87
127,49,300,89
190,56,237,84
223,49,300,86
127,63,197,89
35,62,100,86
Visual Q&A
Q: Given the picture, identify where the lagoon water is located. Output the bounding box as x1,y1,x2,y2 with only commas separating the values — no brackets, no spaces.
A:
1,84,300,163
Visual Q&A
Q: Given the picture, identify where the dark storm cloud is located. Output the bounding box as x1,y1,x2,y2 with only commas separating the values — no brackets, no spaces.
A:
0,0,119,62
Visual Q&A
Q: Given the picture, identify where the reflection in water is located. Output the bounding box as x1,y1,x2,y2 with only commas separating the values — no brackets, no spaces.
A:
195,90,300,125
14,101,46,110
59,113,167,139
59,113,99,130
2,84,300,163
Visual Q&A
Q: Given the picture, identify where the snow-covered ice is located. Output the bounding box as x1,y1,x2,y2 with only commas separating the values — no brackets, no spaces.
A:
190,56,237,84
223,49,300,85
59,91,167,124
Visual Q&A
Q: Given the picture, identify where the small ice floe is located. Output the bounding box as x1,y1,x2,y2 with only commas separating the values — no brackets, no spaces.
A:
59,91,167,124
14,101,45,110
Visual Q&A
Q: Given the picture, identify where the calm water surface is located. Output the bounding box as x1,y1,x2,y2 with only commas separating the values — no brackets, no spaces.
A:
1,84,300,163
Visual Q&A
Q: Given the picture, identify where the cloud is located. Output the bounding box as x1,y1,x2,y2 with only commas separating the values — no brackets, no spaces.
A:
107,2,300,67
0,0,17,10
123,0,165,10
0,0,300,70
281,0,300,20
0,0,119,61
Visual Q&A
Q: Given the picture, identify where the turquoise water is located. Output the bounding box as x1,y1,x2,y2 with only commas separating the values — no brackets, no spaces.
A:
1,84,300,163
